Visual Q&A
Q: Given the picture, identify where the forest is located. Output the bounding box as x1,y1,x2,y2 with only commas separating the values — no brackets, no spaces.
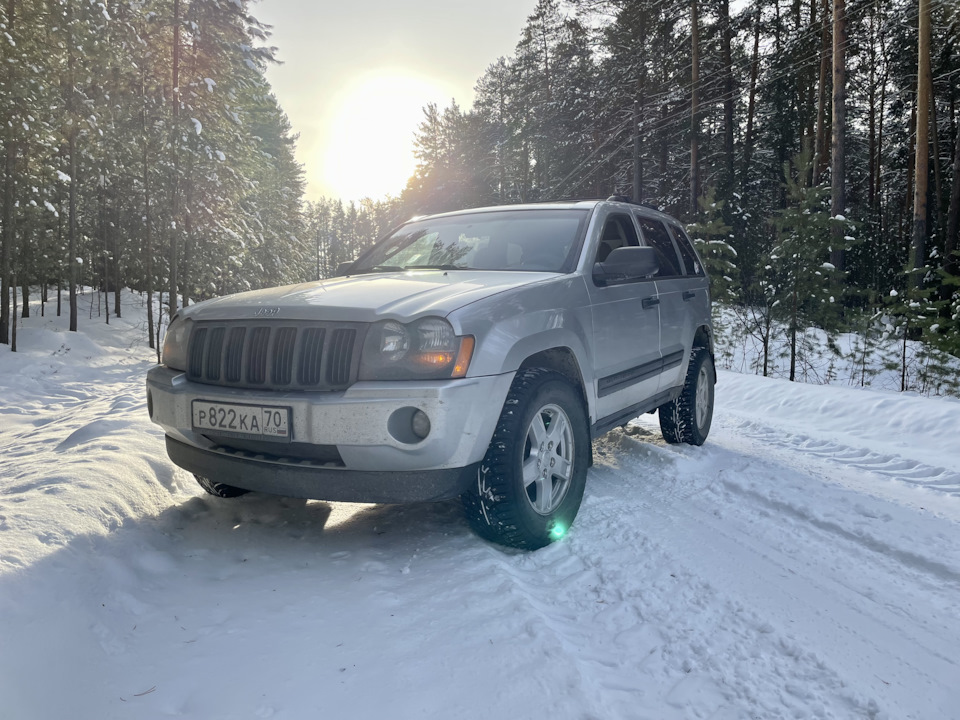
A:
1,0,959,391
0,0,307,352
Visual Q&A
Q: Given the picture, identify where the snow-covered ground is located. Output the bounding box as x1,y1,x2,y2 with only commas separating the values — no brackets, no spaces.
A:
2,289,959,720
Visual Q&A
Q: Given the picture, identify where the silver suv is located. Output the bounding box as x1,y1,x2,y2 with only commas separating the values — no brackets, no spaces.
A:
147,199,715,548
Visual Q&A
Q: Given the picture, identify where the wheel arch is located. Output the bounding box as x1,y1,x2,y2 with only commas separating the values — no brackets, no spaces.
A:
692,324,716,381
518,347,588,407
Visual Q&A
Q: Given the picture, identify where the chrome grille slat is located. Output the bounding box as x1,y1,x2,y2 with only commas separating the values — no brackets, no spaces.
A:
205,327,225,380
328,328,356,386
224,327,246,382
246,327,271,385
186,321,362,391
272,327,297,386
188,327,207,378
298,327,325,386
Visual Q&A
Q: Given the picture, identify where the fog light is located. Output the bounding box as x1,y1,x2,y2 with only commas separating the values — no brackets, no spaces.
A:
147,390,154,419
411,410,431,439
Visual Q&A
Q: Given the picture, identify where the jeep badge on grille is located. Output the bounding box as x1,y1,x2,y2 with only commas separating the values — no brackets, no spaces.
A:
254,306,280,317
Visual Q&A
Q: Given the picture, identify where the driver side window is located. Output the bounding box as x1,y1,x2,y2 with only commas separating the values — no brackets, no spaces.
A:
596,214,640,263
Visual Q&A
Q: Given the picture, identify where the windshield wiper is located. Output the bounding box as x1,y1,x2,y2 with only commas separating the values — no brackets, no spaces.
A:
403,264,465,271
352,265,405,274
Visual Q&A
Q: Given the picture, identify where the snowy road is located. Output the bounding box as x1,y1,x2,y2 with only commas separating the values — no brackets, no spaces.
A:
1,294,959,719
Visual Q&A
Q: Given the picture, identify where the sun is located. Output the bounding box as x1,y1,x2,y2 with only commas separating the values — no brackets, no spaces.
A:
322,71,455,202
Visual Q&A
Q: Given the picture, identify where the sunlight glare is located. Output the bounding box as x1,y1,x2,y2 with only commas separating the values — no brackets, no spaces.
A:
323,72,455,201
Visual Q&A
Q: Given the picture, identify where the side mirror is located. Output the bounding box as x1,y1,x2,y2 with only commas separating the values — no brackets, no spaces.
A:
593,246,659,285
335,261,356,276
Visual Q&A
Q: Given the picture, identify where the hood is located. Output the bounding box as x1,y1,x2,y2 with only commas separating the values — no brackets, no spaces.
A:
179,270,558,323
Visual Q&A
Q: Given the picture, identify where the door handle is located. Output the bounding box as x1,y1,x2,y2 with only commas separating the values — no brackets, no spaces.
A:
642,296,660,310
682,290,696,301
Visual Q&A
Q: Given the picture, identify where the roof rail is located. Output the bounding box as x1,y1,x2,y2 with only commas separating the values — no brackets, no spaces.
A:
606,195,663,212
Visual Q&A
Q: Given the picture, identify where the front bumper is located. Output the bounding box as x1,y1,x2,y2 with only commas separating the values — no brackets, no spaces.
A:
165,436,480,503
146,366,514,501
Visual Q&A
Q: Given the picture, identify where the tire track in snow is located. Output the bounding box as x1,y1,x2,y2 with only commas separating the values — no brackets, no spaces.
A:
729,416,960,497
719,478,960,589
709,413,960,590
586,447,873,718
472,440,875,719
599,423,960,719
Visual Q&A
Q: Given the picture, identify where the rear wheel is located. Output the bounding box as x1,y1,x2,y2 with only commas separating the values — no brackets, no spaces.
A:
194,474,250,498
659,347,714,446
462,369,589,550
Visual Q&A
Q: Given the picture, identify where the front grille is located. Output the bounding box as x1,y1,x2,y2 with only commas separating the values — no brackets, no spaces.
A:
186,320,364,391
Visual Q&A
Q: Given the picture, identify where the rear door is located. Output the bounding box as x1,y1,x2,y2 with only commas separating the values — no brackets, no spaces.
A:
635,214,688,391
668,221,711,339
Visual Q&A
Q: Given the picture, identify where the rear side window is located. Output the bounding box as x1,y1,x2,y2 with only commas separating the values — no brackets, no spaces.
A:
636,216,683,277
669,225,706,277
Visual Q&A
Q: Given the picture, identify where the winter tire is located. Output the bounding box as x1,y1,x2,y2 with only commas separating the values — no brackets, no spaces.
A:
194,474,250,498
462,369,589,550
659,346,714,446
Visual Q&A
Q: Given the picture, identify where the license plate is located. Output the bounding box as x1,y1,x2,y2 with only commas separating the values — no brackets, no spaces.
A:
191,401,291,441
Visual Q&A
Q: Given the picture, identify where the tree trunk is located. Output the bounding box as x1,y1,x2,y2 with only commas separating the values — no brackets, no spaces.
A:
142,54,155,349
156,289,163,364
928,59,943,223
689,0,700,218
911,0,931,287
11,268,16,352
867,5,877,209
790,288,798,382
814,0,831,180
901,320,909,392
830,0,847,272
69,132,78,332
56,148,64,318
742,3,762,188
169,0,181,318
876,10,888,219
943,117,960,294
903,100,917,245
114,206,121,319
0,0,15,346
182,183,192,309
632,100,642,204
1,135,13,345
102,200,110,325
719,0,735,197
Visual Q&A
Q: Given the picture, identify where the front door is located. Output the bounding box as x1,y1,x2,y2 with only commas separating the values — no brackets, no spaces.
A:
586,211,663,423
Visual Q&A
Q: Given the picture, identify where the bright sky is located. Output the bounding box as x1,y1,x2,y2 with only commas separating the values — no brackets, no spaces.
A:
254,0,538,203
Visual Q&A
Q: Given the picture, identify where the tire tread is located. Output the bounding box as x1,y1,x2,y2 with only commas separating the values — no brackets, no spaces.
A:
462,368,585,550
659,346,713,446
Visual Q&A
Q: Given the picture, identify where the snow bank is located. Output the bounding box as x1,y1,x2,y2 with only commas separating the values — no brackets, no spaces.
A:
718,370,960,473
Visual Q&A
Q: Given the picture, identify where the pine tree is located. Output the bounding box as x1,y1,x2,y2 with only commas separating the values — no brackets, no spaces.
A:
766,152,845,381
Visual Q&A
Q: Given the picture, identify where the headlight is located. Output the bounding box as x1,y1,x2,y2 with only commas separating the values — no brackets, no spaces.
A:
359,317,474,380
162,315,194,371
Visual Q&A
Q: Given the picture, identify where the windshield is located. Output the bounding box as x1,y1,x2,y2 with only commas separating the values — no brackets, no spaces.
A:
351,209,589,274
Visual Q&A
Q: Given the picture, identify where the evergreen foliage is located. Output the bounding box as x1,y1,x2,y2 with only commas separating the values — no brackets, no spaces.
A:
2,0,958,395
0,0,304,346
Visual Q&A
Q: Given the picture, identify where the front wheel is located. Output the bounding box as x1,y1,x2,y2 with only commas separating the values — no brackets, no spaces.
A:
462,369,589,550
659,347,715,446
194,474,250,498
